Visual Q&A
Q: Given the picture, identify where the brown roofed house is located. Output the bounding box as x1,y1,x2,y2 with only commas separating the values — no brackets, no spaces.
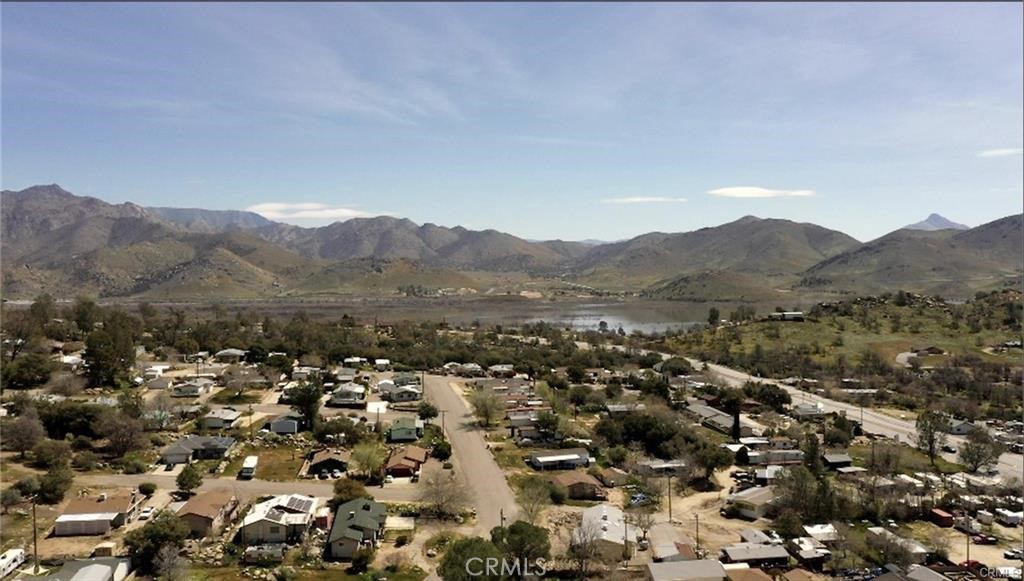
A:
552,471,606,500
727,570,773,581
598,467,629,488
309,449,352,476
384,445,430,477
176,489,238,537
54,490,142,536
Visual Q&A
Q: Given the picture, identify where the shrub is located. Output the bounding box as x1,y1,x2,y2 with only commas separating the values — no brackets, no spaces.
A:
73,451,100,471
139,482,157,496
395,534,410,547
549,485,567,505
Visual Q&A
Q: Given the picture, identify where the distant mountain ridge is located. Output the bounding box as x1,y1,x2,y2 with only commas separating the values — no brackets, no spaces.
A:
2,185,1021,301
903,213,969,231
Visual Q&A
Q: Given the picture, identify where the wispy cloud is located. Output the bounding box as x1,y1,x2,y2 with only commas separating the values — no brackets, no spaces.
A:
246,202,392,221
601,196,687,204
977,148,1024,158
513,135,615,148
707,186,816,198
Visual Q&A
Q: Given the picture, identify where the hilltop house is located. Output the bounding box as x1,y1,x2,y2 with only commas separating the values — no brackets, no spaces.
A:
326,499,388,560
176,489,237,538
238,494,319,545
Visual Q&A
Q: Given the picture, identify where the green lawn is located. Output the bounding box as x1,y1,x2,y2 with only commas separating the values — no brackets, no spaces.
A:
209,388,263,405
849,442,964,475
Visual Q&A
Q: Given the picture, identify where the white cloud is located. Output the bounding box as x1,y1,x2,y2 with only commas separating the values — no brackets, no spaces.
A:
707,186,816,198
246,202,391,221
978,148,1024,158
601,196,687,205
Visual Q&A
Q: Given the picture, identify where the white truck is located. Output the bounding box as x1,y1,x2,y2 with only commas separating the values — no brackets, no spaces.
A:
239,455,259,480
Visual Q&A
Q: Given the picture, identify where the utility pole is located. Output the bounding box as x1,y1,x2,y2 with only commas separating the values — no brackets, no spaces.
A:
439,409,447,438
500,508,506,528
966,529,971,563
32,499,40,574
694,513,700,553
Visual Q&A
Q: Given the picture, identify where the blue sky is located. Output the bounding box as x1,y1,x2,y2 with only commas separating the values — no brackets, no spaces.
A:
2,2,1022,242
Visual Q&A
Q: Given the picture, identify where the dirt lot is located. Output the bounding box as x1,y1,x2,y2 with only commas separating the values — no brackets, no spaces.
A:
906,521,1024,568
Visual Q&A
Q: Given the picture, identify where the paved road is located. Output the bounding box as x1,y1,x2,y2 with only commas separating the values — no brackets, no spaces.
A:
424,373,519,533
686,357,1024,483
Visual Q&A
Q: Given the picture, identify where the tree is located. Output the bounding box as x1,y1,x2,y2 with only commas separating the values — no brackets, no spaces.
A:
439,537,505,581
418,401,439,423
535,411,560,439
694,443,733,480
83,327,134,387
139,482,158,496
8,407,45,458
432,440,452,461
2,353,55,389
801,431,824,476
419,471,470,517
492,521,551,576
707,307,721,326
330,478,370,508
469,390,503,427
627,508,656,541
289,382,323,430
351,442,386,479
1,488,23,514
117,388,146,419
567,517,602,576
33,439,71,469
176,464,203,495
124,511,190,574
154,544,189,581
720,389,743,441
516,477,552,525
959,429,1006,473
71,296,101,335
37,464,74,504
915,410,950,467
97,413,146,457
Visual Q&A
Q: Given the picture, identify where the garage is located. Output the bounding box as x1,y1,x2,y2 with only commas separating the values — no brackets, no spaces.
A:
53,512,117,536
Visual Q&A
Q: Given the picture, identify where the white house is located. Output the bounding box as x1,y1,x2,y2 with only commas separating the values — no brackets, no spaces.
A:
238,494,320,545
576,504,635,562
202,408,243,430
374,359,391,371
388,385,422,402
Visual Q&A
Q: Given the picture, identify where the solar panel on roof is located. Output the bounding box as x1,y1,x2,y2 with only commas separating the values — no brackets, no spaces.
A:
285,497,313,513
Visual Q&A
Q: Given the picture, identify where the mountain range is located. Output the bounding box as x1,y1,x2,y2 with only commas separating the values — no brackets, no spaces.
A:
1,184,1020,302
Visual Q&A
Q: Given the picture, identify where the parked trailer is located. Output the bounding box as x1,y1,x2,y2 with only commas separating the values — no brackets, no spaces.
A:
239,455,259,480
0,549,25,579
997,508,1023,527
931,509,954,528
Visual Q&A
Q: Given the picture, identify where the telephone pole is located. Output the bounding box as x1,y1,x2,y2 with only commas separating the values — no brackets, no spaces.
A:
694,514,700,553
439,409,448,438
32,500,40,574
667,475,673,523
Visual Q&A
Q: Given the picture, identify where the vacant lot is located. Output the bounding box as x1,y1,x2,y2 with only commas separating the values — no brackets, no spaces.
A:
222,445,307,481
849,442,964,475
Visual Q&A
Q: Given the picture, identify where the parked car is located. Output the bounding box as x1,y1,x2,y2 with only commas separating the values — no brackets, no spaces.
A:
318,470,329,480
1004,549,1024,560
139,507,155,520
941,444,957,454
384,475,394,483
972,535,998,545
331,469,342,479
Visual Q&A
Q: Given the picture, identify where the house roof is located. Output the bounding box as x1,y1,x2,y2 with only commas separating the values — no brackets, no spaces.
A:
552,471,602,488
391,417,424,430
206,408,242,421
163,435,236,457
328,499,387,543
40,557,129,581
241,495,318,528
310,449,352,466
782,570,822,581
823,453,853,464
727,569,773,581
646,560,727,581
529,448,589,462
722,542,790,562
177,489,234,520
728,486,778,507
63,491,136,516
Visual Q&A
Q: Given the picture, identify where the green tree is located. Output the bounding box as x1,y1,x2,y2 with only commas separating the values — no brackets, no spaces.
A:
959,429,1006,473
7,406,45,458
439,537,505,581
329,478,370,508
1,352,56,389
37,464,74,504
469,390,503,427
1,488,23,514
176,464,203,495
96,413,146,457
915,410,950,466
491,521,551,577
83,327,134,387
289,382,323,430
707,307,721,326
33,439,71,469
351,442,386,478
418,401,439,423
123,511,191,574
71,296,101,335
801,431,824,476
694,443,733,480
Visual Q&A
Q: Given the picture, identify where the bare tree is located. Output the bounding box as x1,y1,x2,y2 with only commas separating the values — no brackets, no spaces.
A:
627,508,656,541
419,471,470,517
154,544,189,581
567,517,602,577
517,477,551,525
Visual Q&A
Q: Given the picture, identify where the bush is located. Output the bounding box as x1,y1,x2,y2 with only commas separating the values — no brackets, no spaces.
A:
139,482,157,496
121,453,149,474
73,451,100,471
71,435,93,450
431,441,452,461
149,434,167,447
549,485,567,505
395,534,410,547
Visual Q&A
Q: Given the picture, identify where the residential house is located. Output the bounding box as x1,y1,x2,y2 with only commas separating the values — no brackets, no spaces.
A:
802,524,839,544
387,417,425,442
638,459,688,476
577,504,635,562
326,499,388,560
597,467,629,488
649,524,698,562
727,569,773,581
606,403,646,416
726,486,778,520
393,372,420,387
866,527,929,564
384,445,429,477
268,412,307,434
747,449,805,466
948,420,978,436
645,560,727,581
457,363,485,377
687,404,761,438
789,537,831,570
201,408,242,430
767,311,805,321
146,376,174,390
328,384,367,407
143,365,171,380
308,449,351,475
176,489,237,537
552,472,606,500
388,385,422,402
160,435,236,465
528,448,590,470
40,558,130,581
720,543,790,568
374,359,391,371
214,348,247,363
790,403,825,421
172,379,214,398
489,364,516,378
334,367,358,383
822,453,853,470
238,495,319,545
291,366,321,381
54,491,142,537
755,465,785,485
343,357,366,367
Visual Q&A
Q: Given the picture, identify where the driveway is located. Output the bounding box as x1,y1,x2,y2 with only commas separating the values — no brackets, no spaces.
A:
423,374,519,533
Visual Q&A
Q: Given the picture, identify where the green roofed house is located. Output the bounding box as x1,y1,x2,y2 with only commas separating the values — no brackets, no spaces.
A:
326,499,388,560
387,417,425,442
